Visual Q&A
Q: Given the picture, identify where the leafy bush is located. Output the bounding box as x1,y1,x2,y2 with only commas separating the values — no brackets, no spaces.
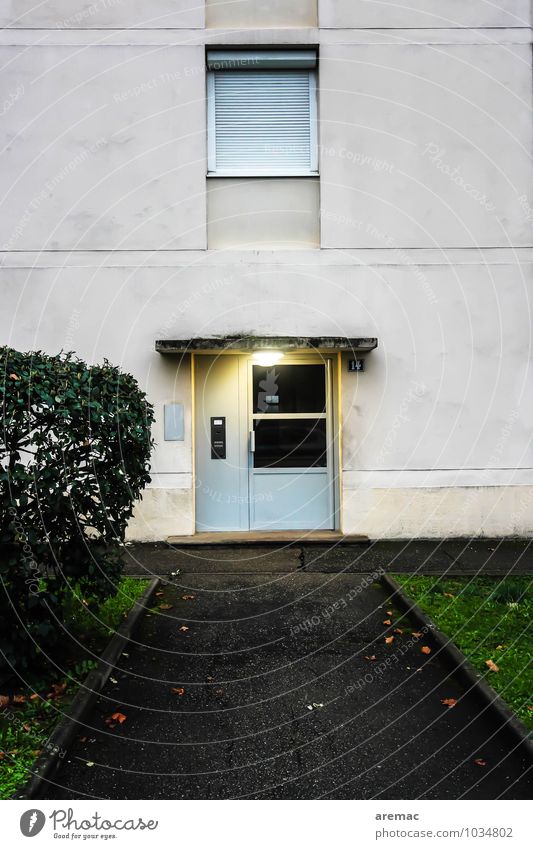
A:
0,348,154,674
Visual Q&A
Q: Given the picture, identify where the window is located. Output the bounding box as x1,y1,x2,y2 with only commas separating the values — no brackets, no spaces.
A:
207,50,318,177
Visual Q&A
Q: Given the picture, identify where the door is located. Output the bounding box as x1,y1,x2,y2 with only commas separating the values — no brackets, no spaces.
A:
194,355,249,532
195,354,336,532
249,359,335,530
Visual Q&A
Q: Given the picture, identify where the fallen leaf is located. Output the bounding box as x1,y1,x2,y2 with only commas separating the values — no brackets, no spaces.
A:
215,689,224,697
394,628,404,635
485,659,499,673
155,592,164,597
443,592,455,598
421,646,431,655
179,625,190,632
312,702,324,709
9,373,19,380
159,603,173,611
496,644,504,650
110,677,118,684
13,694,27,704
385,636,394,645
441,698,458,708
386,610,393,616
110,712,127,724
86,761,95,768
30,693,39,701
182,595,195,601
411,631,423,638
0,696,9,708
383,619,392,626
0,753,4,760
474,758,487,767
170,687,185,696
364,655,377,661
22,724,31,732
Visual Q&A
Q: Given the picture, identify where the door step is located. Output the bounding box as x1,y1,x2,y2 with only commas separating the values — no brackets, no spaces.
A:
166,530,369,546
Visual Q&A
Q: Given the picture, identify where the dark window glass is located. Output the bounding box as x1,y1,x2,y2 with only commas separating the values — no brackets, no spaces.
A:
253,364,326,414
254,418,327,468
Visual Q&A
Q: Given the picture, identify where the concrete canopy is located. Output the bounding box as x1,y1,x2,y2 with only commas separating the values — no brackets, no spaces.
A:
155,336,378,354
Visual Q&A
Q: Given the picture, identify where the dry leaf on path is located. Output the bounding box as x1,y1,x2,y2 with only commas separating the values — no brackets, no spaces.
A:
485,660,499,672
421,646,431,655
441,698,458,708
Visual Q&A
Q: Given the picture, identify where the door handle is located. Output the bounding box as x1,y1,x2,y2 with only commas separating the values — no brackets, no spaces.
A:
250,430,255,453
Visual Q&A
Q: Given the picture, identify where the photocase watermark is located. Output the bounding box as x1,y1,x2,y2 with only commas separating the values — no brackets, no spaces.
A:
156,276,234,340
2,137,108,252
290,568,385,635
7,507,43,596
517,194,533,225
319,144,395,173
375,381,428,465
1,707,67,761
0,84,24,117
345,624,433,695
422,142,496,213
113,66,204,103
319,211,438,305
20,809,46,837
55,0,125,29
194,477,273,505
19,807,158,837
63,308,82,351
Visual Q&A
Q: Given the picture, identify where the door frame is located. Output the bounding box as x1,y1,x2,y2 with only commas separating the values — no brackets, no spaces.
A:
247,353,337,531
192,351,342,533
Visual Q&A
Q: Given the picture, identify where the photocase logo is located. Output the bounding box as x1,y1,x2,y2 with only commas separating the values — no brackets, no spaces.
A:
20,810,46,837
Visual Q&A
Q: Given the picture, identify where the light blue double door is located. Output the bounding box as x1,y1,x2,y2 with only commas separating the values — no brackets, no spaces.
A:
194,354,336,532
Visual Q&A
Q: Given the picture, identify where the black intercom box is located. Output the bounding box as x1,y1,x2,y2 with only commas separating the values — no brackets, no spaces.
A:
211,416,226,459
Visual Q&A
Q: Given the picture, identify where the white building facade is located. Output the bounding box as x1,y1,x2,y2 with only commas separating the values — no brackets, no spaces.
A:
1,1,532,540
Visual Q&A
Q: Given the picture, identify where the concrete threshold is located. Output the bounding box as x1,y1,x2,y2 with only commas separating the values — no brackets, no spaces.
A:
166,530,368,545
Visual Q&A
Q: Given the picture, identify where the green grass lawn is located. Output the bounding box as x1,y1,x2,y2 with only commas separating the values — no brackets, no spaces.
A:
0,577,149,799
391,574,533,732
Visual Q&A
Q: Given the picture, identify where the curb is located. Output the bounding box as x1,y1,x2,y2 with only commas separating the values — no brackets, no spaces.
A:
381,574,533,761
15,576,160,800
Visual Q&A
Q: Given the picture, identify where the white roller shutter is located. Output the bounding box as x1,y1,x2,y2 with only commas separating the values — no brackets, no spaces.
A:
208,69,318,176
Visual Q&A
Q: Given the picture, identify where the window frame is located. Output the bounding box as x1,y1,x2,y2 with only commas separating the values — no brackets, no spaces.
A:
206,57,319,178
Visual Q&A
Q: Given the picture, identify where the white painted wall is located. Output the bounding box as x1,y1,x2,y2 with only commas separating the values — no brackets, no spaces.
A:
0,1,204,29
207,0,317,28
1,5,532,539
319,0,531,29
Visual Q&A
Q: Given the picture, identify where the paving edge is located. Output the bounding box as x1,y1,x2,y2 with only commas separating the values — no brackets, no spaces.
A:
14,576,161,800
381,574,533,761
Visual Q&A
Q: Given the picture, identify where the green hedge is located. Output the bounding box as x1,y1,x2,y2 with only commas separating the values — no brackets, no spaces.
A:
0,348,154,673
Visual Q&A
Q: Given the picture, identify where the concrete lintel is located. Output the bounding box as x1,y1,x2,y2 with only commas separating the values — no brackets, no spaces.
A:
155,336,378,354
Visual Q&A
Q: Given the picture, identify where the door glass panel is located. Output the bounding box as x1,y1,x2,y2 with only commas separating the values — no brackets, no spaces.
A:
253,418,327,468
253,364,326,413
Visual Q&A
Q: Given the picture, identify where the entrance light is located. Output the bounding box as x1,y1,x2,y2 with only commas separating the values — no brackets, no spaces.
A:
252,351,284,367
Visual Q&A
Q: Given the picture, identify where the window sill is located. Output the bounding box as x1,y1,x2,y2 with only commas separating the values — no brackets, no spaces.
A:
207,171,319,178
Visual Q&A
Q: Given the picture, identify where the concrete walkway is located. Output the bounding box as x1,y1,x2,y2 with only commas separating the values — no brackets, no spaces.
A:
43,565,532,800
122,537,533,578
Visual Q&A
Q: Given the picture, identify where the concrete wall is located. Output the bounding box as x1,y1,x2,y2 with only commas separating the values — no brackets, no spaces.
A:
0,1,204,29
207,178,320,248
207,0,317,28
319,0,531,29
1,4,532,539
